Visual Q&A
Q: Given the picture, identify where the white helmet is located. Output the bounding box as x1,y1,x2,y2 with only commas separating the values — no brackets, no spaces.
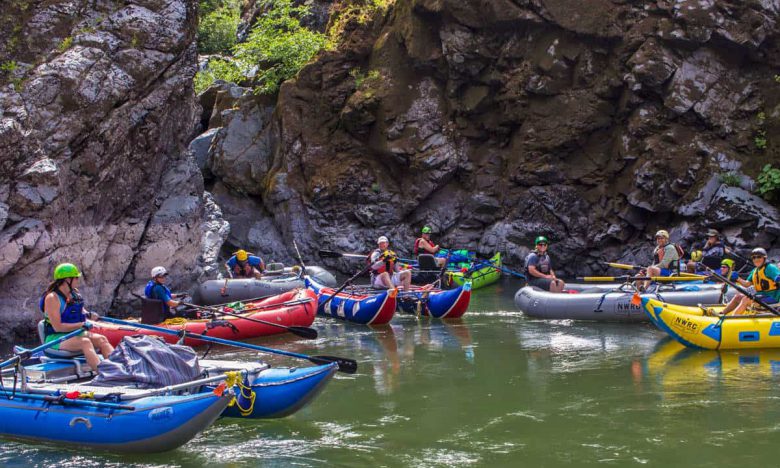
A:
151,266,168,278
377,236,389,244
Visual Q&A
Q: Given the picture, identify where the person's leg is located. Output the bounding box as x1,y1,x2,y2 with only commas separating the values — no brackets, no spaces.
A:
60,336,101,370
720,293,743,315
89,333,114,358
551,279,565,293
380,272,394,289
731,295,753,316
401,270,412,291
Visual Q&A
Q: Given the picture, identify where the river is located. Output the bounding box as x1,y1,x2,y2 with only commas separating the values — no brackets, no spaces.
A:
2,280,779,466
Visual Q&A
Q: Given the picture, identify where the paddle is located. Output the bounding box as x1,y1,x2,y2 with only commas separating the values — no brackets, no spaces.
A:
320,249,416,264
180,301,318,339
578,275,707,282
293,239,307,277
471,257,526,280
604,262,640,270
319,262,375,310
0,327,87,369
702,265,780,316
100,316,357,374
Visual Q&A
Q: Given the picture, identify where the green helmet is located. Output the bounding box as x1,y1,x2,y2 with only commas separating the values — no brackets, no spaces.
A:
721,259,735,269
54,263,81,280
535,236,549,245
422,226,432,234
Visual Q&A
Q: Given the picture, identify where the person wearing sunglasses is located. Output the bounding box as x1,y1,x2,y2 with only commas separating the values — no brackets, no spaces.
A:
687,228,725,273
525,236,565,292
145,266,181,319
720,248,780,315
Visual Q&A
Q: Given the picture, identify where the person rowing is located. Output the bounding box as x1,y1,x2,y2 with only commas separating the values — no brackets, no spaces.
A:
720,248,780,315
639,230,682,290
369,236,412,291
39,263,114,371
413,226,446,267
525,236,565,293
145,266,182,321
687,228,725,274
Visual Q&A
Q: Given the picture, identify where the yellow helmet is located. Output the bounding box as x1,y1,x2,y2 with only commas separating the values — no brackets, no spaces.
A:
690,250,703,262
655,230,670,239
234,250,248,261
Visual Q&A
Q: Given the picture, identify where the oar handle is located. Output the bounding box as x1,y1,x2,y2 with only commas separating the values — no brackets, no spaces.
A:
603,262,639,270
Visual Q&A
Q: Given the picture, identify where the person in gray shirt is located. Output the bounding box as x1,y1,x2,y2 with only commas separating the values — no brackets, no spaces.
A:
525,236,565,293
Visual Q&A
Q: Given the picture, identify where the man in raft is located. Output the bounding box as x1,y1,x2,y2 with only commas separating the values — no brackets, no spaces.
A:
687,228,725,273
720,247,780,315
225,249,265,279
639,229,682,290
413,226,446,267
145,266,181,320
40,263,114,371
370,236,412,291
525,236,565,292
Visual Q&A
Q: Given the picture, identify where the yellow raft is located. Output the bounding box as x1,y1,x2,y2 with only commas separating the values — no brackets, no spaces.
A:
642,297,780,350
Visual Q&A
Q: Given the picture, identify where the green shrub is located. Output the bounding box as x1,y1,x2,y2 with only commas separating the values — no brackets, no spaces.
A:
757,164,780,202
233,0,326,94
350,68,380,88
198,2,240,54
755,111,768,150
194,57,244,94
57,36,73,52
718,171,741,187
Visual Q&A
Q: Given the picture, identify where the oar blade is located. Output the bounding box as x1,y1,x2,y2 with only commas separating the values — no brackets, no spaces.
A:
318,250,343,258
288,326,319,340
310,355,358,374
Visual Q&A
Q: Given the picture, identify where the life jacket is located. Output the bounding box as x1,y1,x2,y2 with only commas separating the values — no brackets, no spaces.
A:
525,251,551,274
367,248,395,275
145,280,172,315
414,238,424,256
751,265,779,292
653,243,685,271
39,288,85,337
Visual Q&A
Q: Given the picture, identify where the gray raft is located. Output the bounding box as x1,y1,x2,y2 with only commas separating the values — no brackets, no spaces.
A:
196,266,337,305
514,283,735,322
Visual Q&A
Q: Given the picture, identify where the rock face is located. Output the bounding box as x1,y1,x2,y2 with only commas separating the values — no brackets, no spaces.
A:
0,0,224,340
200,0,780,274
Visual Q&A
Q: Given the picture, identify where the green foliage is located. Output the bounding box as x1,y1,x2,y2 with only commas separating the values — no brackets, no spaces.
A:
198,0,240,54
194,57,244,94
775,74,780,84
757,164,780,202
0,60,17,73
327,0,391,46
754,111,768,150
350,68,380,88
233,0,326,94
57,36,73,53
718,171,742,187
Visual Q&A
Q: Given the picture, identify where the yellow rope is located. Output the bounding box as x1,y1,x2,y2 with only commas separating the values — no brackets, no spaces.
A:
162,317,189,325
224,371,256,417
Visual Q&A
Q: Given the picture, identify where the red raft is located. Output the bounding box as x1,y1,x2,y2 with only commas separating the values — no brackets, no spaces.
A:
93,288,317,347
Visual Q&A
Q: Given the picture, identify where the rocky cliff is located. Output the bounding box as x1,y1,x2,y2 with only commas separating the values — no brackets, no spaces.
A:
200,0,780,273
0,0,226,341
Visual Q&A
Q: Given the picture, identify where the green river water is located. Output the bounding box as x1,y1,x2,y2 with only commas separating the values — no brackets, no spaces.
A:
2,280,780,466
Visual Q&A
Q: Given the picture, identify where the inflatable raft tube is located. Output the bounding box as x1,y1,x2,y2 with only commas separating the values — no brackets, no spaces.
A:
564,282,725,293
514,285,735,322
196,266,336,305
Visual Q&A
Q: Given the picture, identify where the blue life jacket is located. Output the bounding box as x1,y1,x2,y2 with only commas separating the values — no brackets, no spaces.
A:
39,289,86,337
145,280,172,315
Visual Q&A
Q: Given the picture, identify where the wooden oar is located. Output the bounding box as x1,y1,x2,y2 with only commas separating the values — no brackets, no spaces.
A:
603,262,640,270
100,316,357,374
702,265,780,316
180,301,318,339
319,249,367,259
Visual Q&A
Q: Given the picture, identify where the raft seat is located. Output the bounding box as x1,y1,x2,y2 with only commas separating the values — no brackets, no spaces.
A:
37,321,86,359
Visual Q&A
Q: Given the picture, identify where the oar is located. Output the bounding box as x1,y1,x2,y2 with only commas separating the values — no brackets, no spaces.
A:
180,301,318,339
603,262,640,270
0,327,87,369
0,391,137,410
293,239,307,277
578,275,707,282
319,263,375,310
318,249,367,259
702,265,780,316
100,316,357,374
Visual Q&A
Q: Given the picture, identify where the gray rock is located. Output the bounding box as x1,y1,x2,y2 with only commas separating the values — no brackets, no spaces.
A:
188,127,219,174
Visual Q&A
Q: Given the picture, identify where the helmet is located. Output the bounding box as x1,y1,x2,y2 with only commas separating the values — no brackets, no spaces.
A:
151,266,168,278
690,250,703,262
234,249,248,261
706,228,719,237
720,259,735,269
655,230,670,239
377,236,389,244
421,226,432,234
54,263,81,280
751,247,768,258
534,236,548,245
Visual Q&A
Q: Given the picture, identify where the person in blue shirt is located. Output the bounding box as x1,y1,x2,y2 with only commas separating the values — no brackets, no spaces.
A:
145,266,181,319
225,249,265,279
721,248,780,315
